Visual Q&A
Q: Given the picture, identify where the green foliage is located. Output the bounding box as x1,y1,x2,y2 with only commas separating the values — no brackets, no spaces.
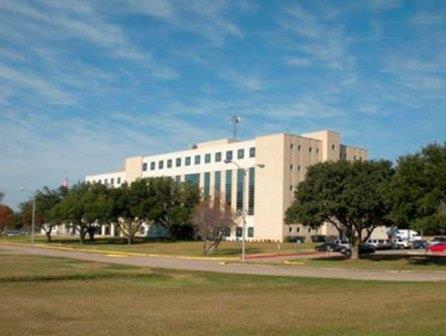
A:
110,177,200,243
286,160,393,259
55,183,112,242
387,143,446,234
17,186,67,241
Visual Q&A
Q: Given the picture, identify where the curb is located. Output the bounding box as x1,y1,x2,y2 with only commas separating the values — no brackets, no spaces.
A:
0,242,238,261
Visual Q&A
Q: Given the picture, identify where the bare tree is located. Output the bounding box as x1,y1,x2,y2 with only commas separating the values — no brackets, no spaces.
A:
191,195,236,255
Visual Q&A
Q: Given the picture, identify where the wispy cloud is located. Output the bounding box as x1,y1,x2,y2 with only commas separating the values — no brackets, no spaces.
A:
219,69,264,91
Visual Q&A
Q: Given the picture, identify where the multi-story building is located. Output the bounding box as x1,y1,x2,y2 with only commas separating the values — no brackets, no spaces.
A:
85,130,367,242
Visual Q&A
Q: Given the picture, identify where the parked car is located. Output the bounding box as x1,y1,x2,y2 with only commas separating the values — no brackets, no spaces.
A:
427,242,446,253
7,230,26,237
315,242,343,252
330,239,350,249
340,244,376,257
430,236,446,245
366,239,393,250
392,238,411,249
311,235,327,243
412,240,429,250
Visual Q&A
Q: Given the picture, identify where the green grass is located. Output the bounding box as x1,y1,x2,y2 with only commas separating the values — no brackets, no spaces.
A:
0,235,312,257
0,252,445,335
283,254,446,272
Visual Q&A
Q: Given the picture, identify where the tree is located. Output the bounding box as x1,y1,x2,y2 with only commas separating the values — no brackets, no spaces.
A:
56,183,112,243
191,194,236,255
387,143,446,235
18,186,68,242
150,178,200,239
110,179,154,244
0,202,14,236
285,160,393,259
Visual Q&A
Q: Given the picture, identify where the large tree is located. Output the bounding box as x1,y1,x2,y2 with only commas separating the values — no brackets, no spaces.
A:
387,143,446,235
191,194,236,254
18,186,68,242
0,196,14,236
56,183,112,243
286,160,393,259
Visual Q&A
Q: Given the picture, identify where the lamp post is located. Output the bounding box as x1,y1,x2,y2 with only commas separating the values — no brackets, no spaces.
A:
224,159,265,263
20,188,35,245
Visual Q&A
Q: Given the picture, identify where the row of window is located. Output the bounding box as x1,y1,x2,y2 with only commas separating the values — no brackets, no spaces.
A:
92,177,121,185
290,144,320,153
142,147,256,172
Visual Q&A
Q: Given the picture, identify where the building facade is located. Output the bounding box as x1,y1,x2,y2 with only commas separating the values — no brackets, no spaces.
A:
84,130,367,242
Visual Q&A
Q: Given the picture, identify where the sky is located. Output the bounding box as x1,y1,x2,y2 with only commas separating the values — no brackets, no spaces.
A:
0,0,445,208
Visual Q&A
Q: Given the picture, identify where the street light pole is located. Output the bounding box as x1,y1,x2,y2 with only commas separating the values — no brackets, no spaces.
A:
224,160,265,263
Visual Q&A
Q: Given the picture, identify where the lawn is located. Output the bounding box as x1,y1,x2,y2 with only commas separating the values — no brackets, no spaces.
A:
0,235,312,258
0,251,445,336
283,254,446,272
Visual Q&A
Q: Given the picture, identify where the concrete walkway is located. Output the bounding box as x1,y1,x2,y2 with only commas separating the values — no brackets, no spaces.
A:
2,244,446,282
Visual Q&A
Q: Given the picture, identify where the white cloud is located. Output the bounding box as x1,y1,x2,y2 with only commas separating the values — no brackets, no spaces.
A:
220,70,264,91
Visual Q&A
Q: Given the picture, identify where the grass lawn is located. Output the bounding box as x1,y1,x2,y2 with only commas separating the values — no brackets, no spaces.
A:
0,235,312,258
283,254,446,272
0,251,445,336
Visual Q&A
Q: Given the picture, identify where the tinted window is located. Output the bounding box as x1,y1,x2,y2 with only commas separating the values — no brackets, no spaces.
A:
215,152,222,162
205,153,211,163
176,158,181,167
194,155,201,165
249,147,255,158
150,162,155,170
226,150,233,161
237,149,244,159
142,163,148,171
185,157,191,166
167,159,172,168
158,160,164,169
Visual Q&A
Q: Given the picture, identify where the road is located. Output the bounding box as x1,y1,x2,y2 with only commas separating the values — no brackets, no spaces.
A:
1,244,446,282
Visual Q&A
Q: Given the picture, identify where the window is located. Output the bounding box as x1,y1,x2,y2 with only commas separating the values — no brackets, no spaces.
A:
298,145,301,150
205,153,211,163
332,144,335,150
289,185,293,191
111,178,114,185
142,163,148,171
175,175,181,183
194,155,201,165
289,227,292,233
309,147,312,153
298,165,301,171
167,159,172,168
248,167,255,215
215,152,222,162
249,147,256,158
290,144,294,149
290,164,293,170
225,170,232,206
176,158,181,167
214,171,221,195
316,148,319,154
150,162,155,170
204,172,210,197
237,149,244,159
158,160,164,169
236,227,242,238
236,169,244,211
248,227,254,238
226,150,233,162
185,156,191,166
117,177,121,184
185,173,200,186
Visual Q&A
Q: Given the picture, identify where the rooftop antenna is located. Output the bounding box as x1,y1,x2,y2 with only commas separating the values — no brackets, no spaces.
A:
231,115,241,140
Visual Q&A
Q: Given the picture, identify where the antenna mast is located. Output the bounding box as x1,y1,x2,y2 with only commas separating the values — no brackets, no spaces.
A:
231,115,241,140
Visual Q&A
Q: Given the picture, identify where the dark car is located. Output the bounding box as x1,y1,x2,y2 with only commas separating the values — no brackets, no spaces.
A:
340,244,375,257
315,242,343,252
412,240,429,250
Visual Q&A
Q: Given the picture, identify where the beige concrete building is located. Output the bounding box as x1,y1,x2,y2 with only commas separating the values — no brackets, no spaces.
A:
85,130,367,242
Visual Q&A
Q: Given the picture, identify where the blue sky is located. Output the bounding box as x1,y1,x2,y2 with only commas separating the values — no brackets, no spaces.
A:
0,0,445,208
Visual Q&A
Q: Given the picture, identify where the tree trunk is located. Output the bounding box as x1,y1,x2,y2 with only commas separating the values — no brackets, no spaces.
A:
45,230,52,243
87,227,95,241
350,244,359,260
79,227,86,244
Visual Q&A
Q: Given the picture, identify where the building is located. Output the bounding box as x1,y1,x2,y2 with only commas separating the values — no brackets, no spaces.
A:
84,130,367,242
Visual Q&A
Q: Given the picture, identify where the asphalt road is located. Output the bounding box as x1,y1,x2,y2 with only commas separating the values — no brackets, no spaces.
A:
1,244,446,282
